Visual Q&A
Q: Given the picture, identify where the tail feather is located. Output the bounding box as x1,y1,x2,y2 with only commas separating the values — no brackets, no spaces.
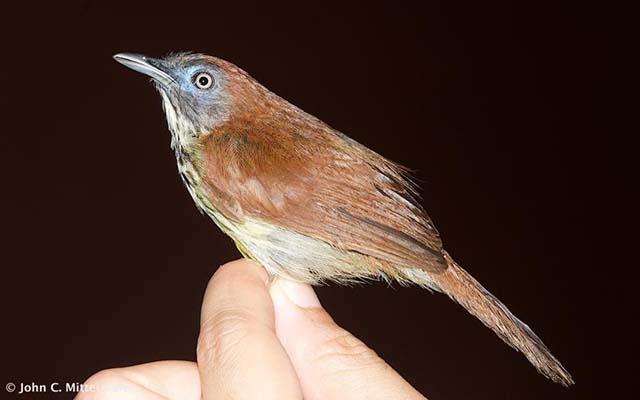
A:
428,252,574,386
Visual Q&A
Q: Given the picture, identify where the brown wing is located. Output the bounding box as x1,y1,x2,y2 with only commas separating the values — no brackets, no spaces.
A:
198,108,447,273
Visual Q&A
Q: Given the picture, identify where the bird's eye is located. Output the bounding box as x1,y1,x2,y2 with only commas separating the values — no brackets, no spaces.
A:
194,72,213,89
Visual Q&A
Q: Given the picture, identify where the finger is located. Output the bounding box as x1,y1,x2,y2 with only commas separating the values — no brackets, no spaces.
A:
76,361,199,400
197,259,302,400
270,279,427,400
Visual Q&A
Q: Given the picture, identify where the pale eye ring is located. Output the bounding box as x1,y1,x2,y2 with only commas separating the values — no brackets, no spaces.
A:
194,72,213,89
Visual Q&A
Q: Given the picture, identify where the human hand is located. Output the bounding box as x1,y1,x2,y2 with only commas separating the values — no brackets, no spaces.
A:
78,259,426,399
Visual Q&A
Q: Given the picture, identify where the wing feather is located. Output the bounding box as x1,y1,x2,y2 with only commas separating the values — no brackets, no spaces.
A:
199,112,447,273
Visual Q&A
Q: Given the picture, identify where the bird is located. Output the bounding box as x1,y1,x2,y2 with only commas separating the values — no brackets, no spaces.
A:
113,51,573,386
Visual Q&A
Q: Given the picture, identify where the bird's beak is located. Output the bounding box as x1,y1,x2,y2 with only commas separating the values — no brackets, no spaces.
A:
113,53,175,88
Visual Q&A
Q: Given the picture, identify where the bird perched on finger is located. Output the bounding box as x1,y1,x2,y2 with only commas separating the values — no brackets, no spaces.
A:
114,52,573,386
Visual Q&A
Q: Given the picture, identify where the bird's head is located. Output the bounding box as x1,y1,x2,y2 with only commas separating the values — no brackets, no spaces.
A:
113,52,268,149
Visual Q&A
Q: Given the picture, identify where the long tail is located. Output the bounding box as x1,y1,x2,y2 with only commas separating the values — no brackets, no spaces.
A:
426,252,574,386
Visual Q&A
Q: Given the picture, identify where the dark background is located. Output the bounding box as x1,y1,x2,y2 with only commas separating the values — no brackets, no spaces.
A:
1,2,634,400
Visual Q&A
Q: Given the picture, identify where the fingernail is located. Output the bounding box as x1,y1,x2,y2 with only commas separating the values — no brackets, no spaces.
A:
274,279,321,309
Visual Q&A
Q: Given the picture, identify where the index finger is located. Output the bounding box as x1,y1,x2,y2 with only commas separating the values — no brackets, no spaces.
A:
197,259,302,400
270,278,426,400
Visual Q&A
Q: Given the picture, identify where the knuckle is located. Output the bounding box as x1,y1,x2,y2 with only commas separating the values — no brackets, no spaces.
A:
196,306,255,367
313,325,385,373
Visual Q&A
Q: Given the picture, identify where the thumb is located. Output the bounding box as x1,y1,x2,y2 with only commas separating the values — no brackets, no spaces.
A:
270,279,426,400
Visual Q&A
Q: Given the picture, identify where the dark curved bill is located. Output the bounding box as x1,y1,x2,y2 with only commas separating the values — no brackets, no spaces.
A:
113,53,174,87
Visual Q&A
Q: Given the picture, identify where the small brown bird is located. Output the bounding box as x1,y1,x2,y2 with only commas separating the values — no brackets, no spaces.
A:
114,52,573,386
